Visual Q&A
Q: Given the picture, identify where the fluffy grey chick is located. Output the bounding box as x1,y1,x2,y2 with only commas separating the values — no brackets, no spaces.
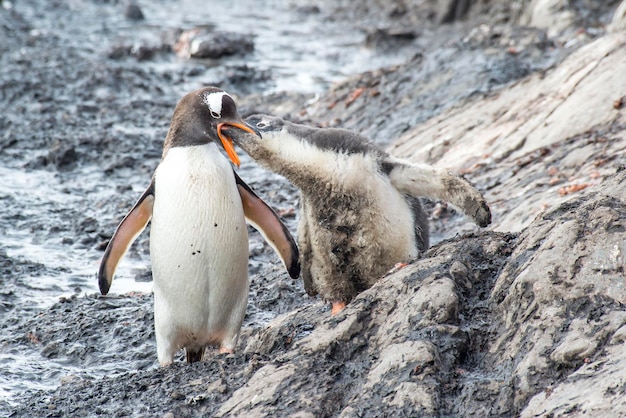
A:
223,114,491,314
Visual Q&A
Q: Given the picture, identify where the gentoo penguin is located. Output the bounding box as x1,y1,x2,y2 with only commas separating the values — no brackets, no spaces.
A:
98,88,299,366
222,114,491,315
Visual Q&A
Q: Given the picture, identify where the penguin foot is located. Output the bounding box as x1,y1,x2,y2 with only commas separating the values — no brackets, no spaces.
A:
219,346,234,355
387,262,408,275
331,301,346,315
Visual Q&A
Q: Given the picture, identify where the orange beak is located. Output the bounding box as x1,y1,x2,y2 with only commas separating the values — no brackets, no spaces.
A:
217,122,259,168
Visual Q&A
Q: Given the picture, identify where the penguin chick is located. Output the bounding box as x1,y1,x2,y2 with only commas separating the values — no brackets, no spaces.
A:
222,114,491,315
98,89,299,366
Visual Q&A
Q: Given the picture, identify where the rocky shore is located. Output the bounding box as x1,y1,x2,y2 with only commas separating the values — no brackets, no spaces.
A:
1,0,625,416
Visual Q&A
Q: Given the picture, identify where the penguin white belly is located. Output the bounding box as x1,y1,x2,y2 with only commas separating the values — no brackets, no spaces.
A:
150,144,249,365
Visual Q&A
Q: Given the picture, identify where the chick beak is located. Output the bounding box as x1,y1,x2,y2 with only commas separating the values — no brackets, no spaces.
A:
217,121,261,168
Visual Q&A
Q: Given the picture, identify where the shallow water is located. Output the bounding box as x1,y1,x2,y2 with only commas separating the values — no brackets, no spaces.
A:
0,0,412,406
0,165,153,303
102,0,409,94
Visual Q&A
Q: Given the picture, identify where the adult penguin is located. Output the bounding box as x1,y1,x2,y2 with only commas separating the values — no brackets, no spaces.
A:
222,114,491,315
98,88,299,365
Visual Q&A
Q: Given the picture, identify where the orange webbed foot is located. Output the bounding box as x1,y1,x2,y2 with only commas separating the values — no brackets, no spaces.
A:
387,262,409,275
331,301,346,315
219,347,234,355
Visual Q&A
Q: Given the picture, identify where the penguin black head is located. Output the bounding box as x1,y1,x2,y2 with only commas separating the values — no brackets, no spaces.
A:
163,86,260,167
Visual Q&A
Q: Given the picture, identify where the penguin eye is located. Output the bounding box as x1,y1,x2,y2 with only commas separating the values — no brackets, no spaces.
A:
210,110,221,119
256,121,269,129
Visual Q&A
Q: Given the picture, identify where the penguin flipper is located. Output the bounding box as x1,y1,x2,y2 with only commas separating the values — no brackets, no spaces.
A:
386,158,492,227
233,171,300,279
98,180,155,295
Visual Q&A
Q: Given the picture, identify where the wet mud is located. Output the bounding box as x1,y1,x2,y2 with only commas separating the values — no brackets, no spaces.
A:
1,0,625,416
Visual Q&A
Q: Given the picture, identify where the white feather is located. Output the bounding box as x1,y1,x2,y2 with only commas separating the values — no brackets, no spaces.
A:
150,143,249,365
202,91,230,119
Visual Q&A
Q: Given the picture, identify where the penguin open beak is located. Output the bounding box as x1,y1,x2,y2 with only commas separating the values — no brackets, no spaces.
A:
217,121,261,168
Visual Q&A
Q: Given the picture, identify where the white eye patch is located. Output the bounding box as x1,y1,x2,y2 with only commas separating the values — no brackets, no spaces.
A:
202,91,230,119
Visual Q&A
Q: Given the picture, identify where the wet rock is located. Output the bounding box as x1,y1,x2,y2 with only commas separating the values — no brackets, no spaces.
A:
104,155,138,174
493,170,626,415
107,43,168,61
41,341,61,358
0,248,47,279
295,5,321,15
108,45,131,59
79,216,98,233
0,246,55,316
521,0,623,40
448,260,469,283
124,2,144,21
364,27,418,50
211,231,515,417
391,31,626,234
217,65,274,96
46,141,78,170
1,0,625,416
439,0,473,23
302,24,566,151
520,0,576,38
173,28,254,59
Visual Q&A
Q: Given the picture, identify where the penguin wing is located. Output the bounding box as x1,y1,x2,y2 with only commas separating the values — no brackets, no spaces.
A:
98,179,155,295
233,171,300,279
385,158,492,227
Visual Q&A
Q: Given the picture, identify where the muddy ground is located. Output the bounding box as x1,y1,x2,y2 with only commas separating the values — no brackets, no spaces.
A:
1,0,625,417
